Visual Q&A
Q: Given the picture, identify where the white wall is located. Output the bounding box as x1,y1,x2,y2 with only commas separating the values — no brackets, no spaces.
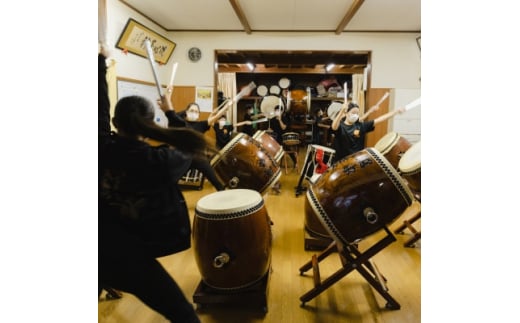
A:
105,0,420,138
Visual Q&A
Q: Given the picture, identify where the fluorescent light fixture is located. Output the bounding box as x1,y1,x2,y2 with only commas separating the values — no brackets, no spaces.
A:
246,62,255,71
325,63,335,72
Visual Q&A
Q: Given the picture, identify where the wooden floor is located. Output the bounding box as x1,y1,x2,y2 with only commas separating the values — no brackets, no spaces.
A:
98,148,421,323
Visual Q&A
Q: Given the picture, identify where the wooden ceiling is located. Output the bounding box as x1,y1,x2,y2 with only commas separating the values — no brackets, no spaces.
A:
118,0,420,73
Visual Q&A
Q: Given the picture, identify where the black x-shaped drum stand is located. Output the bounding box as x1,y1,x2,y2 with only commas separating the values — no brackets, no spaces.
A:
298,226,401,310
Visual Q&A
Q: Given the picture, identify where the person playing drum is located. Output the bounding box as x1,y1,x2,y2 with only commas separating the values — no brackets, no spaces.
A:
330,102,405,163
99,49,202,323
161,96,227,191
238,104,265,136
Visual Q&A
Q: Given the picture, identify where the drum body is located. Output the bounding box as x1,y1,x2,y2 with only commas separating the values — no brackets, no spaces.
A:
374,132,412,170
398,141,421,194
193,189,272,290
282,132,301,146
253,130,284,163
288,89,308,117
307,148,414,244
304,191,331,238
211,133,281,194
256,85,268,97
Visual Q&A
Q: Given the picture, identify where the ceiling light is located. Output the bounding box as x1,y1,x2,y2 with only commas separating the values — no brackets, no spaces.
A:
246,62,255,71
325,63,335,72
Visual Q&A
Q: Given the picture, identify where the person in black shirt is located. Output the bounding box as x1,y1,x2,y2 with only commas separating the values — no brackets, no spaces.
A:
163,101,228,191
98,49,202,323
331,102,405,163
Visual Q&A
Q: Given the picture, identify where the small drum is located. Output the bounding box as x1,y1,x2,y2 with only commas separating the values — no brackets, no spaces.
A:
282,132,301,146
300,144,336,181
307,148,414,244
327,101,343,120
278,77,291,89
374,132,412,170
269,84,281,95
260,95,284,119
253,130,284,163
398,141,421,194
256,85,268,97
193,189,272,290
211,133,281,194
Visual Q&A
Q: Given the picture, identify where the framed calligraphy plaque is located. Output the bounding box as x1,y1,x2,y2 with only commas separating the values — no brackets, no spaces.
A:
116,18,176,64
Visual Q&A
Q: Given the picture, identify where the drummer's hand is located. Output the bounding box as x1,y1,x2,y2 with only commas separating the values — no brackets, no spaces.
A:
165,85,174,100
245,120,252,125
397,106,406,114
369,104,380,113
159,95,174,112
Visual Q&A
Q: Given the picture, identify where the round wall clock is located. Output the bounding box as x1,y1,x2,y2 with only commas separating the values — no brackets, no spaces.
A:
188,47,202,62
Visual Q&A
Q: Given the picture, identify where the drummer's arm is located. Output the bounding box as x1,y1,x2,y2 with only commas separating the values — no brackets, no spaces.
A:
360,104,380,121
277,115,287,130
208,104,230,126
331,104,347,131
236,120,252,127
373,107,406,125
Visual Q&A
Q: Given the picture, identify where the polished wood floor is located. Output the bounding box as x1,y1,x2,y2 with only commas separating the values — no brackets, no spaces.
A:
98,148,421,323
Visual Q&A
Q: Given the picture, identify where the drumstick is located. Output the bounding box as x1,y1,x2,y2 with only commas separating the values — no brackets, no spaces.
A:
251,117,268,124
405,97,421,111
344,82,348,103
217,82,257,111
375,92,390,107
168,62,178,87
144,39,163,98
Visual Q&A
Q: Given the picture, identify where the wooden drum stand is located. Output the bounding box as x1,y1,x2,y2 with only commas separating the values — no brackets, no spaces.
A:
394,195,421,248
299,226,401,310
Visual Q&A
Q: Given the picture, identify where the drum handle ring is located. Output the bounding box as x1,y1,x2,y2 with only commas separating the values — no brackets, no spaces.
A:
363,207,378,224
213,252,231,268
229,177,239,188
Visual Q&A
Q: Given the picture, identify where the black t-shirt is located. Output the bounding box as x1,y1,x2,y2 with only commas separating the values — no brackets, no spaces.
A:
213,123,234,149
268,114,291,144
332,119,375,163
241,112,254,136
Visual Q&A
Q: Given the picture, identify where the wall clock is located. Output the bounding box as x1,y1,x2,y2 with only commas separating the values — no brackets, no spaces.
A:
188,47,202,62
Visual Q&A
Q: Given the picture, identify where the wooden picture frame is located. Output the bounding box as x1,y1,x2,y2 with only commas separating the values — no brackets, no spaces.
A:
116,18,176,64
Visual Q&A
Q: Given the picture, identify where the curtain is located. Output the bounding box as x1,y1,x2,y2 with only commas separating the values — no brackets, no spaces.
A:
218,73,237,123
351,74,365,115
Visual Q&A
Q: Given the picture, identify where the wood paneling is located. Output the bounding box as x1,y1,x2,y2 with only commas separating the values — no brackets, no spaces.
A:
365,88,390,148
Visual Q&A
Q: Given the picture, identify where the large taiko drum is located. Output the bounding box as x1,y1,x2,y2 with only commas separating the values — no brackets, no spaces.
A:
193,189,272,290
398,141,421,194
211,133,281,194
374,132,412,170
304,191,331,239
253,130,284,163
307,148,414,244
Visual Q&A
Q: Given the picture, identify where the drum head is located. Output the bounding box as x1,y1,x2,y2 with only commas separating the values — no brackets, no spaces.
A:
399,141,421,173
310,144,336,155
374,132,399,155
196,189,262,214
260,95,284,118
269,85,281,95
327,101,343,119
278,77,291,89
256,85,268,97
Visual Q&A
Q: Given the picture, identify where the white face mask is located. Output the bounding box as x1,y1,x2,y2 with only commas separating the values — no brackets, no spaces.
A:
247,109,253,114
219,120,226,127
347,114,359,123
187,112,199,121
